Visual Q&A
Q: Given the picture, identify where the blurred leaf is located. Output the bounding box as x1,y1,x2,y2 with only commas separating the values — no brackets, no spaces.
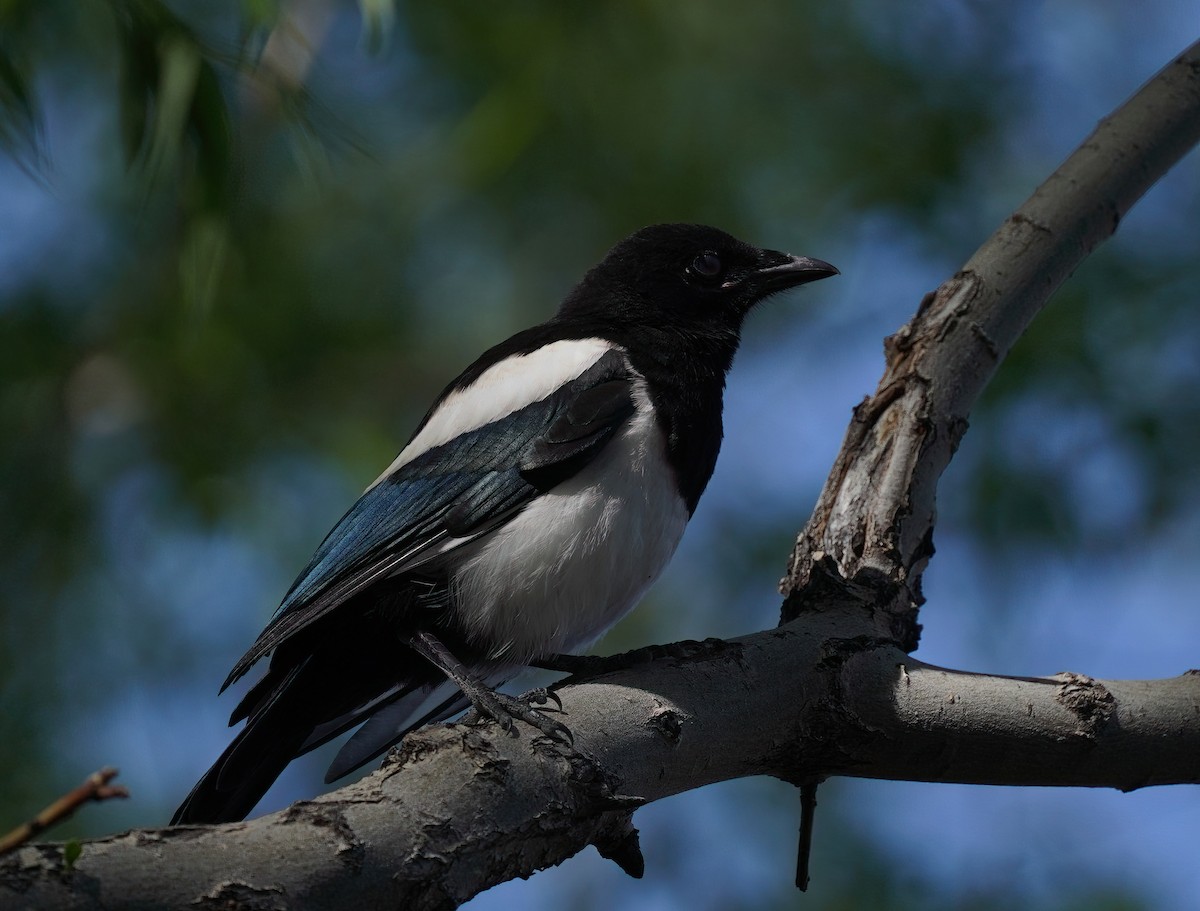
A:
187,57,232,211
144,36,201,183
63,839,82,870
0,38,44,176
112,0,233,212
358,0,396,56
115,2,157,166
180,214,229,326
239,0,283,52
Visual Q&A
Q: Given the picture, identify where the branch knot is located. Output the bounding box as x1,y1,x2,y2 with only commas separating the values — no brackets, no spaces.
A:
1053,672,1116,740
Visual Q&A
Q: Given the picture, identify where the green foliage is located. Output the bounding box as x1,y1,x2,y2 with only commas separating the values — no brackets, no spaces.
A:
0,41,41,175
0,0,1033,555
113,1,233,210
964,253,1200,549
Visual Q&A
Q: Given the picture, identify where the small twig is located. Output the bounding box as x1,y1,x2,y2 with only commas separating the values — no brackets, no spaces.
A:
795,780,820,892
0,767,129,856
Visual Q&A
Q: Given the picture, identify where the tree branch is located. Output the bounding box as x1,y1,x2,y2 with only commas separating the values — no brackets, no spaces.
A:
781,39,1200,638
4,623,1198,909
0,769,128,857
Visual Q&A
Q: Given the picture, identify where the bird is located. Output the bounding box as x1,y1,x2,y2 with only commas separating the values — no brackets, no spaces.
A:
171,223,837,825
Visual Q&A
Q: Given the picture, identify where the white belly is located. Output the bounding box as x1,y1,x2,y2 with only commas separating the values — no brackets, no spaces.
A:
448,384,688,662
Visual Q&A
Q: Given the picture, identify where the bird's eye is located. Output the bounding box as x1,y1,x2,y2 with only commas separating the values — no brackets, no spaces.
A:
688,251,723,280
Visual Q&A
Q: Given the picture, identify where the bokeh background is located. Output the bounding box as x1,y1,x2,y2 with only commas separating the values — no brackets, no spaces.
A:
2,2,1198,909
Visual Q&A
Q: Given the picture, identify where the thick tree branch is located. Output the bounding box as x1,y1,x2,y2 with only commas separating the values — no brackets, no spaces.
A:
4,37,1200,911
4,622,1198,909
782,39,1200,638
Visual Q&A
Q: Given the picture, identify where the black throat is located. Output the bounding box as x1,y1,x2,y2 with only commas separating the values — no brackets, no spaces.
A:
613,321,738,514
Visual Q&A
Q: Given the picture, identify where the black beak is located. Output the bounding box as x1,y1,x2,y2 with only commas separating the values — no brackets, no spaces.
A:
751,253,840,293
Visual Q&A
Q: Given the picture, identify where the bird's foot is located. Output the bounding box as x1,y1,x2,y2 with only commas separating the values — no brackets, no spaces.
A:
522,687,565,713
405,631,575,744
465,687,573,745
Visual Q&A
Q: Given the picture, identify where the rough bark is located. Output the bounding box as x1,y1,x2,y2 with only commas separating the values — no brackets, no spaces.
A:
4,625,1199,910
4,37,1200,911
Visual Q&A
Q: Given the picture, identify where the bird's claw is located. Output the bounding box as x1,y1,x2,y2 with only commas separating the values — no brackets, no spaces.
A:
533,714,575,746
525,687,565,713
466,688,574,745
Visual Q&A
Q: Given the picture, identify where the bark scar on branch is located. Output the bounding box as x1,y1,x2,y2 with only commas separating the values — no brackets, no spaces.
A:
1053,672,1116,740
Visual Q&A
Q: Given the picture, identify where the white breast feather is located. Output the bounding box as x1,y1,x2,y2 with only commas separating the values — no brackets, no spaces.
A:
448,375,689,662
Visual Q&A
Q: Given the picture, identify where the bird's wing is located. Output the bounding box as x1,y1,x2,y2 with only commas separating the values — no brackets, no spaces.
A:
222,348,637,690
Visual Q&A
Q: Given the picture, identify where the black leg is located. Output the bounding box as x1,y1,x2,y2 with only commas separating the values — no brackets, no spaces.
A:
408,631,572,744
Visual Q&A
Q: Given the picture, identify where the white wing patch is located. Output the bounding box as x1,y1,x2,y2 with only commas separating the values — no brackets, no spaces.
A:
370,337,616,488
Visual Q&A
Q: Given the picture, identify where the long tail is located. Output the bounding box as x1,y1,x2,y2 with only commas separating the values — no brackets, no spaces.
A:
171,663,315,825
172,650,477,825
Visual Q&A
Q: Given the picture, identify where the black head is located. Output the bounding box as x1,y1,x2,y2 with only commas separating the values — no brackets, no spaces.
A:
557,223,838,335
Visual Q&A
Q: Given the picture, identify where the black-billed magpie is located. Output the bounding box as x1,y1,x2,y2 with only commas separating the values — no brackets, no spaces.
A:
172,223,837,825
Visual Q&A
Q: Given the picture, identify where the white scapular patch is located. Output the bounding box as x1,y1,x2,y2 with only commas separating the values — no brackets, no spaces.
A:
371,337,617,486
448,374,689,662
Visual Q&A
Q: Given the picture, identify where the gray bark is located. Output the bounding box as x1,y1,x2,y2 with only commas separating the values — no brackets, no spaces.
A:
4,37,1200,911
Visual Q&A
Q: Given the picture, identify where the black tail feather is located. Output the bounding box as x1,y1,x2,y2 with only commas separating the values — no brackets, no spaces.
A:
171,715,310,825
172,620,453,825
172,660,315,825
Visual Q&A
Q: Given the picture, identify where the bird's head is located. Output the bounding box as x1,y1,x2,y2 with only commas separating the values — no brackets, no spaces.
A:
558,223,838,335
